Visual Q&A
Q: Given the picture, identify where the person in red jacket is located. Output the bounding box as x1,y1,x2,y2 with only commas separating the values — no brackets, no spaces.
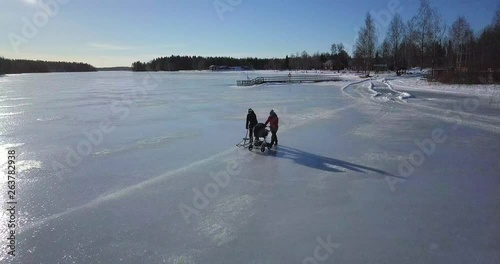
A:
265,109,279,146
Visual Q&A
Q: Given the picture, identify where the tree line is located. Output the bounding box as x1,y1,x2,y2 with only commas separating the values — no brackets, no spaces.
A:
132,50,351,72
133,56,270,71
353,0,500,83
0,57,96,74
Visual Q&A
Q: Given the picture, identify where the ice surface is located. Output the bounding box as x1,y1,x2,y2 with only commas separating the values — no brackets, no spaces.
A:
0,71,499,263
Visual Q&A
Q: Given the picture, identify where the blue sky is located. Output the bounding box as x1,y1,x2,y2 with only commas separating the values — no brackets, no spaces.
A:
1,0,498,67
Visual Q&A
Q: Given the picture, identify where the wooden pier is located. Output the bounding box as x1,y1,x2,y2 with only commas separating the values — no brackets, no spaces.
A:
236,75,340,86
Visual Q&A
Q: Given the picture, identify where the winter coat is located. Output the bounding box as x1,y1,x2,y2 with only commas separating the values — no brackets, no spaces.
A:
246,112,258,129
265,114,279,131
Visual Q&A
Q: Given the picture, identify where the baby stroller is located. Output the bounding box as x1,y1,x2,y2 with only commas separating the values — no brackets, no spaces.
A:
249,123,272,152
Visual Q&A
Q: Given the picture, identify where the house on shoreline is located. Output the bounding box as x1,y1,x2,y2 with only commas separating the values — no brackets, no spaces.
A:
209,65,251,71
323,60,334,70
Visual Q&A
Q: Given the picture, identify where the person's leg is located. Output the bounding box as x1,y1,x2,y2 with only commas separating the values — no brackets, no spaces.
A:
272,128,278,145
249,128,253,143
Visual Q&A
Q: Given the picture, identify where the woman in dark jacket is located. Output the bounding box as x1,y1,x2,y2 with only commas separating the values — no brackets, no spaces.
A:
265,109,279,146
246,108,258,143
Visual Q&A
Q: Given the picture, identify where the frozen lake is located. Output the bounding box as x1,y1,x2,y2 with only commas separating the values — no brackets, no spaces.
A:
0,71,499,263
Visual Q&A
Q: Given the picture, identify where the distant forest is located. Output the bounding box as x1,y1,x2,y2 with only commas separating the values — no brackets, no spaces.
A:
0,57,96,74
132,0,500,84
131,50,350,72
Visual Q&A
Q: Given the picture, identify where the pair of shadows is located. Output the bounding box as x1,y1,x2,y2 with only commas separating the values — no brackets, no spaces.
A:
269,145,402,179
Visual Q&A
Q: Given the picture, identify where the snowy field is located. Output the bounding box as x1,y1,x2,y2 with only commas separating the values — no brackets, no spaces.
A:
0,71,499,263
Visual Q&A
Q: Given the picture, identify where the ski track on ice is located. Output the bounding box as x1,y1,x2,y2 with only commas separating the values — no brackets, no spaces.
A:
395,102,500,134
343,77,499,135
385,79,500,134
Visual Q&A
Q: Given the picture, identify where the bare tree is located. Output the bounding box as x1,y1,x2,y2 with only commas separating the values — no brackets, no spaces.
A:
380,39,391,68
385,13,406,70
415,0,430,68
429,9,446,69
402,18,418,69
449,16,473,69
354,13,378,74
492,8,500,28
415,0,443,69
